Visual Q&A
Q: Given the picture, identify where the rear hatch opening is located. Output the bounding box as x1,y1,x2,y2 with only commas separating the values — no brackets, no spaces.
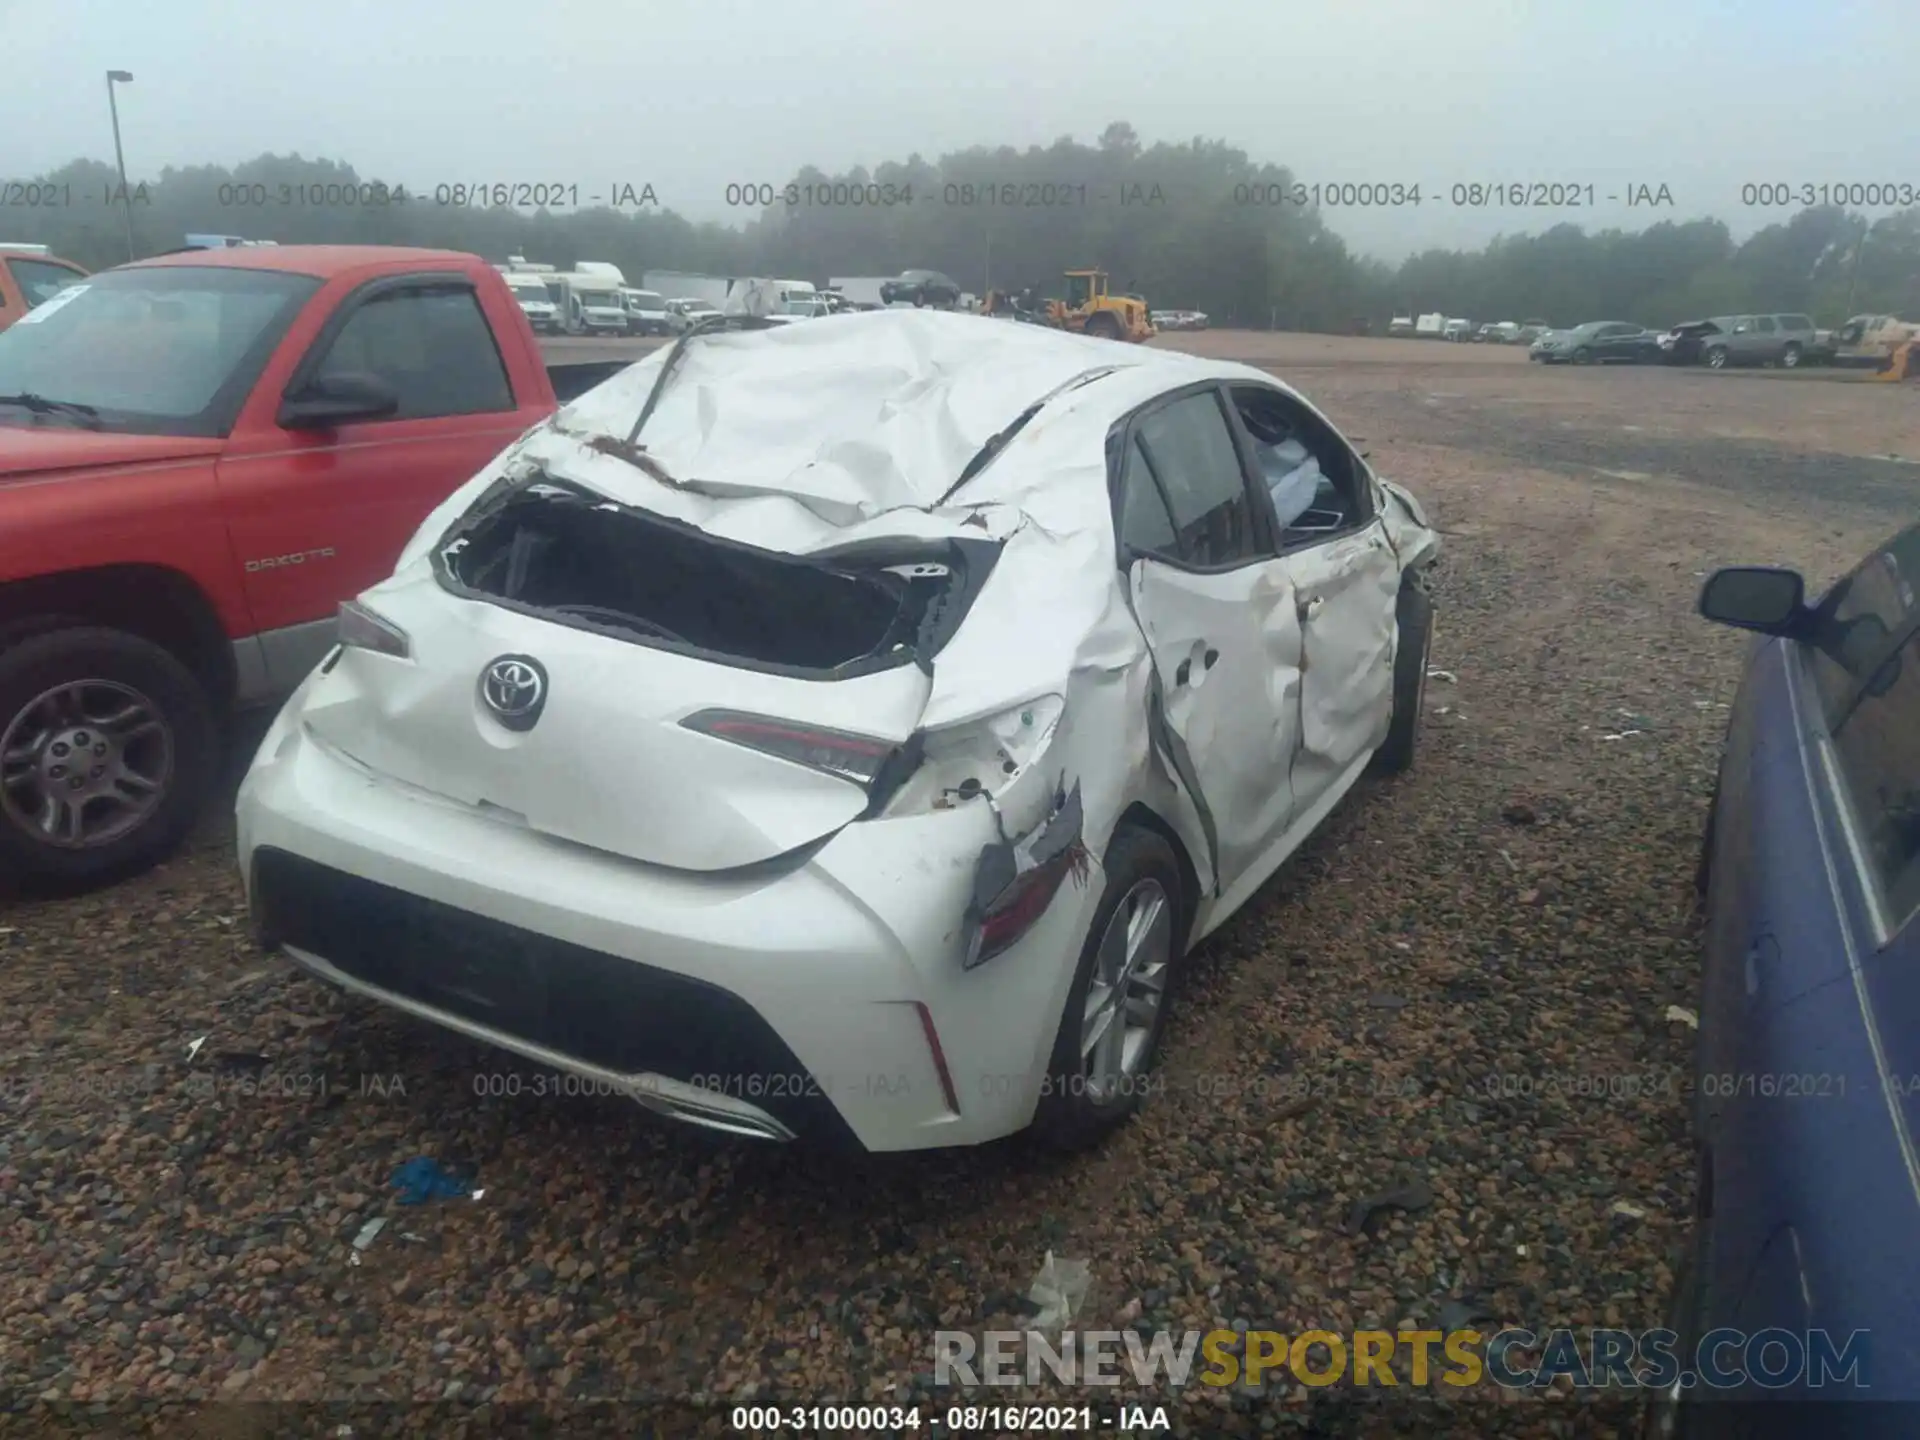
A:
435,478,1000,680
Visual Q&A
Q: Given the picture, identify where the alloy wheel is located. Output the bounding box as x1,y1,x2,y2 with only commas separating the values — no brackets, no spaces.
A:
0,679,173,849
1079,879,1173,1099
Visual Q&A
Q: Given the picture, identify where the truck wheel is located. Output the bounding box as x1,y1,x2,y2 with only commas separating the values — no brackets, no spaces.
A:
1031,825,1186,1152
1085,312,1123,341
1572,346,1593,365
1781,343,1801,369
1369,576,1434,776
0,627,217,891
1706,346,1729,370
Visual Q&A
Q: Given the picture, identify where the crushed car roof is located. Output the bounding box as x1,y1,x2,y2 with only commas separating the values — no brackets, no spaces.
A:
548,309,1260,524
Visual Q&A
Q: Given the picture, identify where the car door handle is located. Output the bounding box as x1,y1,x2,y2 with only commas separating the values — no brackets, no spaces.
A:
1175,659,1192,686
1203,648,1219,670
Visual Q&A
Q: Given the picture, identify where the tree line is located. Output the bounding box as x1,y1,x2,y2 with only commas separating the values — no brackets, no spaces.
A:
9,122,1918,330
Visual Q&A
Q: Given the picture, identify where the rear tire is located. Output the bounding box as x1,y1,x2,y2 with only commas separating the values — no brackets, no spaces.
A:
1085,312,1123,341
1031,826,1186,1152
1370,576,1434,776
0,627,218,892
1706,346,1729,370
1781,343,1801,369
1572,346,1593,365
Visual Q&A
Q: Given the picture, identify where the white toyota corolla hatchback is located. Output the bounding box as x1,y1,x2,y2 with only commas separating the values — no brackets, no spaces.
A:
236,309,1439,1153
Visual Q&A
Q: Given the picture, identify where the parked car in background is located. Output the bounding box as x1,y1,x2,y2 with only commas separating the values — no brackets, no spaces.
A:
0,245,88,335
1529,321,1658,365
1149,310,1209,332
665,297,722,333
1388,315,1414,337
1656,319,1723,366
0,245,629,889
620,289,672,336
1442,318,1473,342
1699,313,1818,370
233,309,1440,1155
1657,521,1920,1436
879,270,962,308
503,273,560,334
1481,321,1521,344
1517,320,1552,343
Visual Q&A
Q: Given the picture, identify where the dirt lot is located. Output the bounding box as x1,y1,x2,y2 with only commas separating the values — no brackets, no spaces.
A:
3,335,1917,1437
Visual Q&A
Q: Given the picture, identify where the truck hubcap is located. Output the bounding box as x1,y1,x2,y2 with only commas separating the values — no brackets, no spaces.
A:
0,680,172,849
1079,879,1172,1099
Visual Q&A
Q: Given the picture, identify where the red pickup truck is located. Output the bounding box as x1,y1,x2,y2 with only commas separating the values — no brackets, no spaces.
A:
0,245,631,888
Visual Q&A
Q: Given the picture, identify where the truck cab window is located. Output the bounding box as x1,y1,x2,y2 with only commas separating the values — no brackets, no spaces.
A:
1230,385,1369,545
314,286,513,420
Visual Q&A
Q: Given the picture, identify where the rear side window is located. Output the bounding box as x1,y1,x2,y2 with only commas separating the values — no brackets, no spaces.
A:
1117,437,1179,557
1754,316,1778,333
1803,524,1920,730
6,257,85,307
1830,626,1920,933
1801,523,1920,930
1780,315,1814,332
1131,390,1258,567
311,284,514,420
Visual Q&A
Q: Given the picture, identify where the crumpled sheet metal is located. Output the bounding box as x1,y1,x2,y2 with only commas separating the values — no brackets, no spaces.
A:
383,311,1338,873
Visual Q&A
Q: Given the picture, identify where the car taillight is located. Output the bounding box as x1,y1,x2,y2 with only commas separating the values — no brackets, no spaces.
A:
337,600,410,659
968,844,1079,968
680,709,896,788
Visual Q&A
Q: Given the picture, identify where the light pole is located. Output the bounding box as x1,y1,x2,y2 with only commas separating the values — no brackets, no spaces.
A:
106,70,135,261
1845,215,1870,318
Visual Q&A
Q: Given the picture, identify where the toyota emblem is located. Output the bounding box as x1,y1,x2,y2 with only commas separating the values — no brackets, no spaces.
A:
479,655,548,731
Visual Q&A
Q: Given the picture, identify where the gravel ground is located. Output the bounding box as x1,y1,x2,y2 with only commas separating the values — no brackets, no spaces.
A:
2,351,1915,1439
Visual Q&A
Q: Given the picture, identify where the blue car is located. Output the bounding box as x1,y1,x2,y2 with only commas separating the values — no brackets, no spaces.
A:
1655,521,1920,1437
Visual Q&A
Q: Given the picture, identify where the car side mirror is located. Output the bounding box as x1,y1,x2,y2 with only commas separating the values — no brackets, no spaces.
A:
278,371,400,429
1698,567,1806,635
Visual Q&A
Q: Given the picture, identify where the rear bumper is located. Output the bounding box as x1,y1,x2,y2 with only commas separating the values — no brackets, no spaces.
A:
235,717,1102,1152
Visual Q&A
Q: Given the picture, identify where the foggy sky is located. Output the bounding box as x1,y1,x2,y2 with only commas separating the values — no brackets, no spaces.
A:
9,0,1918,262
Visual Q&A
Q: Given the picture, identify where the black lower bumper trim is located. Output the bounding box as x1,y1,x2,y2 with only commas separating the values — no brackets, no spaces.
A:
250,847,861,1148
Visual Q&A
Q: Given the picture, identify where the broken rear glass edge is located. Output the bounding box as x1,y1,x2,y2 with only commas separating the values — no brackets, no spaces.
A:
432,476,1003,684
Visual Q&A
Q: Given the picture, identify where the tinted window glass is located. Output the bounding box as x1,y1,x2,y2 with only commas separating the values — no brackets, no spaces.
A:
1781,315,1814,332
1117,436,1178,556
1831,623,1920,931
0,265,318,437
1754,316,1777,333
1232,385,1367,543
1802,523,1920,731
1133,390,1256,565
6,257,86,307
313,286,513,420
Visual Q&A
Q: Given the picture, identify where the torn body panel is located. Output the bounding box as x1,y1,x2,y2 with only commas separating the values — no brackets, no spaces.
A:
1287,520,1402,810
1378,477,1441,574
1127,554,1304,899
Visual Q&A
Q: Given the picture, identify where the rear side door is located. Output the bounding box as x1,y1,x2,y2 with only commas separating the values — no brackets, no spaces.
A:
216,272,548,690
1227,384,1400,816
1748,314,1781,363
1721,316,1757,363
1118,384,1303,895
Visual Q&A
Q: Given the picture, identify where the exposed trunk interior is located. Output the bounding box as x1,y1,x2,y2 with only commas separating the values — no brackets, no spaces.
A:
440,480,991,677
